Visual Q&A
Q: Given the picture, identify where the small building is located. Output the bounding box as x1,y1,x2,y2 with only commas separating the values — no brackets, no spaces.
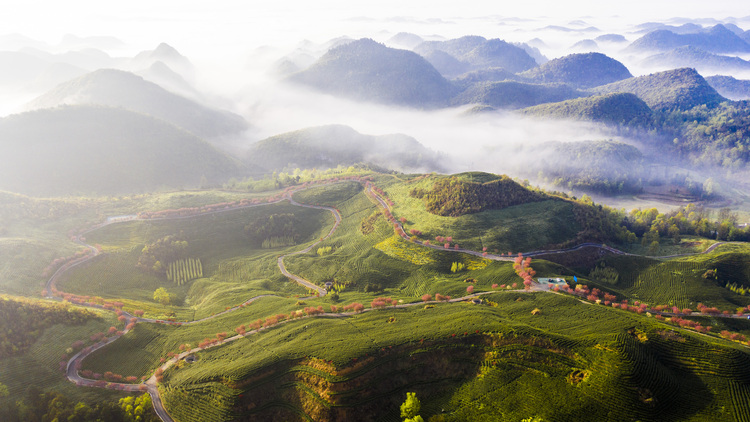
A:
536,277,567,287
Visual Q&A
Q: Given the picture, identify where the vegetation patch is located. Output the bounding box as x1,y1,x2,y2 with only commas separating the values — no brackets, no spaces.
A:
415,174,545,217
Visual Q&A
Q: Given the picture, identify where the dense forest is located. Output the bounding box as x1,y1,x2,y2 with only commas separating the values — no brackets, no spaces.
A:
244,213,301,248
137,235,189,278
411,175,544,216
0,296,97,358
0,388,159,422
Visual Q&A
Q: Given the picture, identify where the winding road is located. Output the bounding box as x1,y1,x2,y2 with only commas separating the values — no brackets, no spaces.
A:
44,178,748,421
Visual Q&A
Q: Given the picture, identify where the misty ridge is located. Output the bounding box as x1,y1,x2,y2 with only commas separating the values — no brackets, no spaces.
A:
2,15,750,207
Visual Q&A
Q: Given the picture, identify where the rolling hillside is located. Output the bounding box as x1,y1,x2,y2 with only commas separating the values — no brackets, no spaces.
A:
452,80,583,109
26,69,247,139
640,46,750,74
246,124,444,172
0,105,243,196
414,36,538,74
520,52,632,89
287,38,456,108
705,75,750,100
628,24,750,53
593,68,726,111
520,92,654,126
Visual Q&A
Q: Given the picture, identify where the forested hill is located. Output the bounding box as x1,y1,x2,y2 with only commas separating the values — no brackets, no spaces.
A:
520,93,654,126
246,124,445,172
0,105,243,196
520,52,632,89
287,38,456,108
593,68,726,111
414,36,539,74
452,81,583,109
411,173,545,217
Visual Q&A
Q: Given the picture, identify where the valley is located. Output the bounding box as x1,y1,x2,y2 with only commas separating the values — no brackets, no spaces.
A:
3,4,750,421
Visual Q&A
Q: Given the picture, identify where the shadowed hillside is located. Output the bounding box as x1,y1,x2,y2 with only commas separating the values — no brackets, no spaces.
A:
246,124,445,172
0,105,243,195
414,36,538,74
628,24,750,54
452,80,583,109
520,92,653,126
287,38,456,108
593,68,726,111
26,69,247,139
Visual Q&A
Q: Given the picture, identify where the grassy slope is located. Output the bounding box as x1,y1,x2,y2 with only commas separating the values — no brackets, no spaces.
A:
385,175,581,252
5,173,750,421
158,292,750,422
60,202,331,319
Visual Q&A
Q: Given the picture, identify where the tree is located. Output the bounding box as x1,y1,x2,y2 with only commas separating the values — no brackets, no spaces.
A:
0,382,8,398
153,288,170,305
400,392,422,421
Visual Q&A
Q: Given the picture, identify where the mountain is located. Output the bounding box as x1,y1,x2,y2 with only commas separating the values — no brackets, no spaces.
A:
421,50,471,78
530,140,645,195
0,106,243,196
640,46,750,74
595,34,628,43
520,93,653,126
287,38,456,108
246,124,445,172
593,68,726,111
131,43,194,81
136,61,201,101
26,69,247,139
520,52,632,89
705,75,750,100
628,24,750,53
633,22,703,35
414,36,538,74
387,32,424,49
452,81,583,109
453,68,522,88
570,39,599,51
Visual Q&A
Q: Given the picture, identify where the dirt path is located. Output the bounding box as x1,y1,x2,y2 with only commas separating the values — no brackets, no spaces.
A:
48,179,746,421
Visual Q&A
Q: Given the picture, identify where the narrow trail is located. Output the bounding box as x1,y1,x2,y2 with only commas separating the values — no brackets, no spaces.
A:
43,178,746,421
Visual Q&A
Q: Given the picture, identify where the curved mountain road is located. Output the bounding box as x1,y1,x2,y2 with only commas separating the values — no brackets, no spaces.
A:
47,179,747,421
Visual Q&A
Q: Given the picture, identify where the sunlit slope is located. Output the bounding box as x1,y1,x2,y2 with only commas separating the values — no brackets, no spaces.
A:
158,292,750,422
0,105,243,195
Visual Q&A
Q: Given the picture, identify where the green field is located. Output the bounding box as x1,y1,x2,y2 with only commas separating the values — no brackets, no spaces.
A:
3,173,750,422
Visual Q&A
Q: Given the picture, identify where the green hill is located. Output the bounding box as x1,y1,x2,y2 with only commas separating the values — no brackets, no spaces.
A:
246,124,445,172
628,24,750,54
26,69,247,139
593,68,726,111
287,38,456,108
411,173,545,217
452,80,583,109
414,36,538,73
520,52,632,89
520,92,654,126
0,105,243,196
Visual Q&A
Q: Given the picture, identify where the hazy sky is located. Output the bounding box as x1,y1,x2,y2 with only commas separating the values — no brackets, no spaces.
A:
3,0,747,56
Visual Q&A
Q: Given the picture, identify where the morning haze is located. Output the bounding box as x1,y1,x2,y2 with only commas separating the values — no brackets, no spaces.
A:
2,1,750,421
